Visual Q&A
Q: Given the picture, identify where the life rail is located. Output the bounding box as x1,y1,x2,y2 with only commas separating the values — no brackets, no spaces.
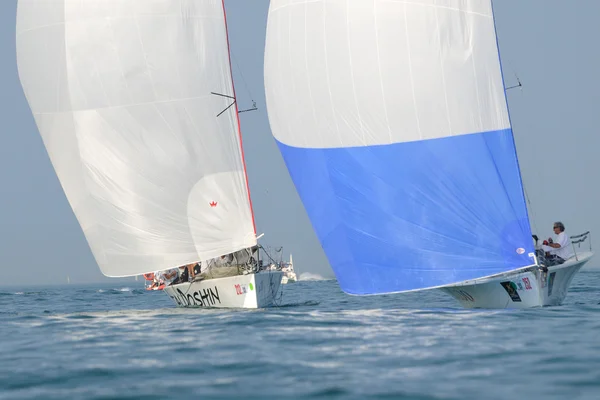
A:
570,231,592,261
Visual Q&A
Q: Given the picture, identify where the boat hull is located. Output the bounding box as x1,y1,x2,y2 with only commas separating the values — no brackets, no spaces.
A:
164,271,283,309
440,252,593,309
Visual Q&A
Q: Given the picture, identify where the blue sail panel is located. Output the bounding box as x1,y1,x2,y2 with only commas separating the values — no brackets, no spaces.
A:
276,129,533,294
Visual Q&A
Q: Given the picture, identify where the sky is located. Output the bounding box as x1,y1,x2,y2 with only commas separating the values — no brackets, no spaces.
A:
1,0,599,286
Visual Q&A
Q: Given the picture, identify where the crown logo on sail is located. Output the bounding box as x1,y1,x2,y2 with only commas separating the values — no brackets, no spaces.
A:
210,201,218,207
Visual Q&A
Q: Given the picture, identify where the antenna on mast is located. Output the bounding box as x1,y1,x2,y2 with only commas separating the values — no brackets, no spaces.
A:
211,93,258,117
238,100,257,114
505,73,523,91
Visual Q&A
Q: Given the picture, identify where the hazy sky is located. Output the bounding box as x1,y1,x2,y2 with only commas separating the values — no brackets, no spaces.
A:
1,0,599,286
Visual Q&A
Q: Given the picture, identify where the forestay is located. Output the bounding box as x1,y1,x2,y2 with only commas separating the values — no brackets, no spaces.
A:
16,0,256,277
264,0,534,294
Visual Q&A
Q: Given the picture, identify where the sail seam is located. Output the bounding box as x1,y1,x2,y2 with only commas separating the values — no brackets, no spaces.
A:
304,1,321,147
105,17,134,105
403,2,422,139
16,16,222,37
434,3,453,135
31,95,217,115
345,0,366,144
268,2,492,20
469,25,484,131
322,1,343,144
287,3,307,148
132,16,159,101
373,1,393,143
381,1,492,19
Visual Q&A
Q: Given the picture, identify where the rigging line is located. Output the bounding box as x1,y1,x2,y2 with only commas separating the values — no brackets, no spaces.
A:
524,186,540,235
504,71,539,235
505,80,522,91
231,51,255,104
211,91,235,99
211,92,257,116
259,245,280,265
217,100,236,117
238,100,257,114
505,71,522,91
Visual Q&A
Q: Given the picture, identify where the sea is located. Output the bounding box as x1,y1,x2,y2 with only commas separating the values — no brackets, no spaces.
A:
1,271,600,400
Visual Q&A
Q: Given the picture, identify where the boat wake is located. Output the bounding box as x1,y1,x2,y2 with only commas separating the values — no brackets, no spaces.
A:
298,273,328,281
277,300,321,308
97,287,139,294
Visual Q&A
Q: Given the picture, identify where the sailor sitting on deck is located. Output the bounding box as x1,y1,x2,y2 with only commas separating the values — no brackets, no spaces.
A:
148,268,177,289
182,262,196,281
160,268,179,285
149,271,164,289
542,221,574,266
169,262,201,285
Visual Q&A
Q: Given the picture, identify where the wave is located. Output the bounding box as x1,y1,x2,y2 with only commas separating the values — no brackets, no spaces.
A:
298,272,328,281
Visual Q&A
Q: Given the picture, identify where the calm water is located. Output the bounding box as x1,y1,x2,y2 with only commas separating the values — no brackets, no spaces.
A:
2,272,600,400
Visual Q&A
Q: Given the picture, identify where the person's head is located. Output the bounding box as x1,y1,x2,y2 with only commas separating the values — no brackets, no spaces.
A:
553,221,565,233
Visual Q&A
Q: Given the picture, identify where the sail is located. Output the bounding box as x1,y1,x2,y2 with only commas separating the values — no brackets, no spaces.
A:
16,0,256,277
264,0,534,295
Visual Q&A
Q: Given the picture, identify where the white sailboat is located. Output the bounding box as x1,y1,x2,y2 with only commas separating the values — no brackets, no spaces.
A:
16,0,282,308
263,0,592,309
280,254,297,284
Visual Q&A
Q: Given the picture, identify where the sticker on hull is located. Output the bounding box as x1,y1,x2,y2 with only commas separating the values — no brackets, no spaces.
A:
500,281,522,302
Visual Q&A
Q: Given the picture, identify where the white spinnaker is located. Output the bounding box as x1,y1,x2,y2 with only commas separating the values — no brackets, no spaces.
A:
16,0,256,277
264,0,510,149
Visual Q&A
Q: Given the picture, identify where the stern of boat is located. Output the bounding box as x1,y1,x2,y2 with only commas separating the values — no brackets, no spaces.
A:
440,251,593,309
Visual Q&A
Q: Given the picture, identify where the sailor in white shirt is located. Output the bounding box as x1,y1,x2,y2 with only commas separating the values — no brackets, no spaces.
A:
542,221,574,263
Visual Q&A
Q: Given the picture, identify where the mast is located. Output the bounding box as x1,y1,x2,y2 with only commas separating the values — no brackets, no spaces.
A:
220,0,257,235
490,1,535,249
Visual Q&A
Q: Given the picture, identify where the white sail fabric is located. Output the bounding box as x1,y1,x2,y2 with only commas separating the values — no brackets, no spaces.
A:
265,0,508,148
16,0,256,277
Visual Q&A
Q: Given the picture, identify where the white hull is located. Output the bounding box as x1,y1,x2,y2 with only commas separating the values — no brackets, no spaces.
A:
164,271,283,309
440,252,593,309
280,275,296,285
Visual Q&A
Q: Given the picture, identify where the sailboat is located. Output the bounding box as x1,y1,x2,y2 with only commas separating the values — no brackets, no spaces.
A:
15,0,282,308
263,0,593,309
280,254,297,284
